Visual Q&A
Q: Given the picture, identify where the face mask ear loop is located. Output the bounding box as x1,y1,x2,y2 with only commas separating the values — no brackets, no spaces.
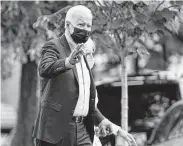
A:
67,21,74,35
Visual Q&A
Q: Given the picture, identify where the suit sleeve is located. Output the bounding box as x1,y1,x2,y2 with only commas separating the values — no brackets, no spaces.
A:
94,107,105,126
38,41,70,79
94,91,105,125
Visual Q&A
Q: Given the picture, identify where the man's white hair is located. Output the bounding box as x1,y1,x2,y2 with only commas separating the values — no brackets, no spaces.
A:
65,5,92,28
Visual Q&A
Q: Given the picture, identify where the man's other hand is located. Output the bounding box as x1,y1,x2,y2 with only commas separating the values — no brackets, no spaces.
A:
117,129,137,146
98,119,113,137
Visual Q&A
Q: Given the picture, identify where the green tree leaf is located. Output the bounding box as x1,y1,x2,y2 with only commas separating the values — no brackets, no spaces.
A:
171,1,183,6
111,18,123,29
160,8,176,21
145,21,158,33
135,13,149,24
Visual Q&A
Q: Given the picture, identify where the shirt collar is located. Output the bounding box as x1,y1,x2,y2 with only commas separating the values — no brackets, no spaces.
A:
65,30,77,50
64,30,94,55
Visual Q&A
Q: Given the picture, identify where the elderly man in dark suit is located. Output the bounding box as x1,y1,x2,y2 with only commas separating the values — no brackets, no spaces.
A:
32,5,136,146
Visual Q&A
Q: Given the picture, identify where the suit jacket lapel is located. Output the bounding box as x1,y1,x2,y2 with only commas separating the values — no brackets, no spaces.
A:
59,35,96,99
59,34,79,84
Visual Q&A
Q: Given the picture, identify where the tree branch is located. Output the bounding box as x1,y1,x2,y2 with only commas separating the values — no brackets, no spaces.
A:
125,35,139,49
103,0,110,9
113,0,123,18
113,1,135,28
109,0,115,23
113,30,122,51
95,0,111,21
52,5,71,18
167,5,180,9
164,26,175,35
124,33,145,57
155,0,165,11
138,38,152,50
101,0,112,19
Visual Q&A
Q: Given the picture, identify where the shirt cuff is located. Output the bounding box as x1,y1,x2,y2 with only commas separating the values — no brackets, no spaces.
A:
65,58,74,69
98,118,111,127
98,119,120,135
112,124,121,135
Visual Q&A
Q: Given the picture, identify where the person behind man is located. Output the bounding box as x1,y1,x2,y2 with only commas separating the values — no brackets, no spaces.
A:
32,5,136,146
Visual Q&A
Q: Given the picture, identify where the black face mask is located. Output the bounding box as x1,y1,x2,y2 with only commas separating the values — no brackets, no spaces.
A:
70,27,91,44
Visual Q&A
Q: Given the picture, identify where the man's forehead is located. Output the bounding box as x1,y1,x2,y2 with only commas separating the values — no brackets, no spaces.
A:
65,5,93,25
70,12,91,24
74,15,92,23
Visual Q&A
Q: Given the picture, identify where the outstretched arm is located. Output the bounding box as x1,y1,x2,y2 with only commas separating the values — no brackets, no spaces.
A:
95,124,137,146
113,125,137,146
39,42,68,78
39,41,83,79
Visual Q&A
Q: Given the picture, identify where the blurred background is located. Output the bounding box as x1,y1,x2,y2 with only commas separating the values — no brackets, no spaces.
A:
1,1,183,146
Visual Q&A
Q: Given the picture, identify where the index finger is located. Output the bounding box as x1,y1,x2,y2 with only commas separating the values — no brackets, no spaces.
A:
72,48,83,56
75,43,84,51
100,126,107,137
106,126,113,135
130,135,137,146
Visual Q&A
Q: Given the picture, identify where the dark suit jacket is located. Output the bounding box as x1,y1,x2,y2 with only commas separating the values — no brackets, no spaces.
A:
32,34,105,144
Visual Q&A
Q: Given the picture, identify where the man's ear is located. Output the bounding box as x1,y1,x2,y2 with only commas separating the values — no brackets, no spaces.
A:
65,21,70,29
65,21,74,34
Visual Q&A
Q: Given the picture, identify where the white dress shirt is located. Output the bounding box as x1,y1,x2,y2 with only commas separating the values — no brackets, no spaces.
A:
65,32,98,117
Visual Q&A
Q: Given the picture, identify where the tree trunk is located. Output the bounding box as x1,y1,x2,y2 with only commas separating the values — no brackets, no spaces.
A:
10,57,38,146
115,34,128,146
121,50,128,132
135,48,139,75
